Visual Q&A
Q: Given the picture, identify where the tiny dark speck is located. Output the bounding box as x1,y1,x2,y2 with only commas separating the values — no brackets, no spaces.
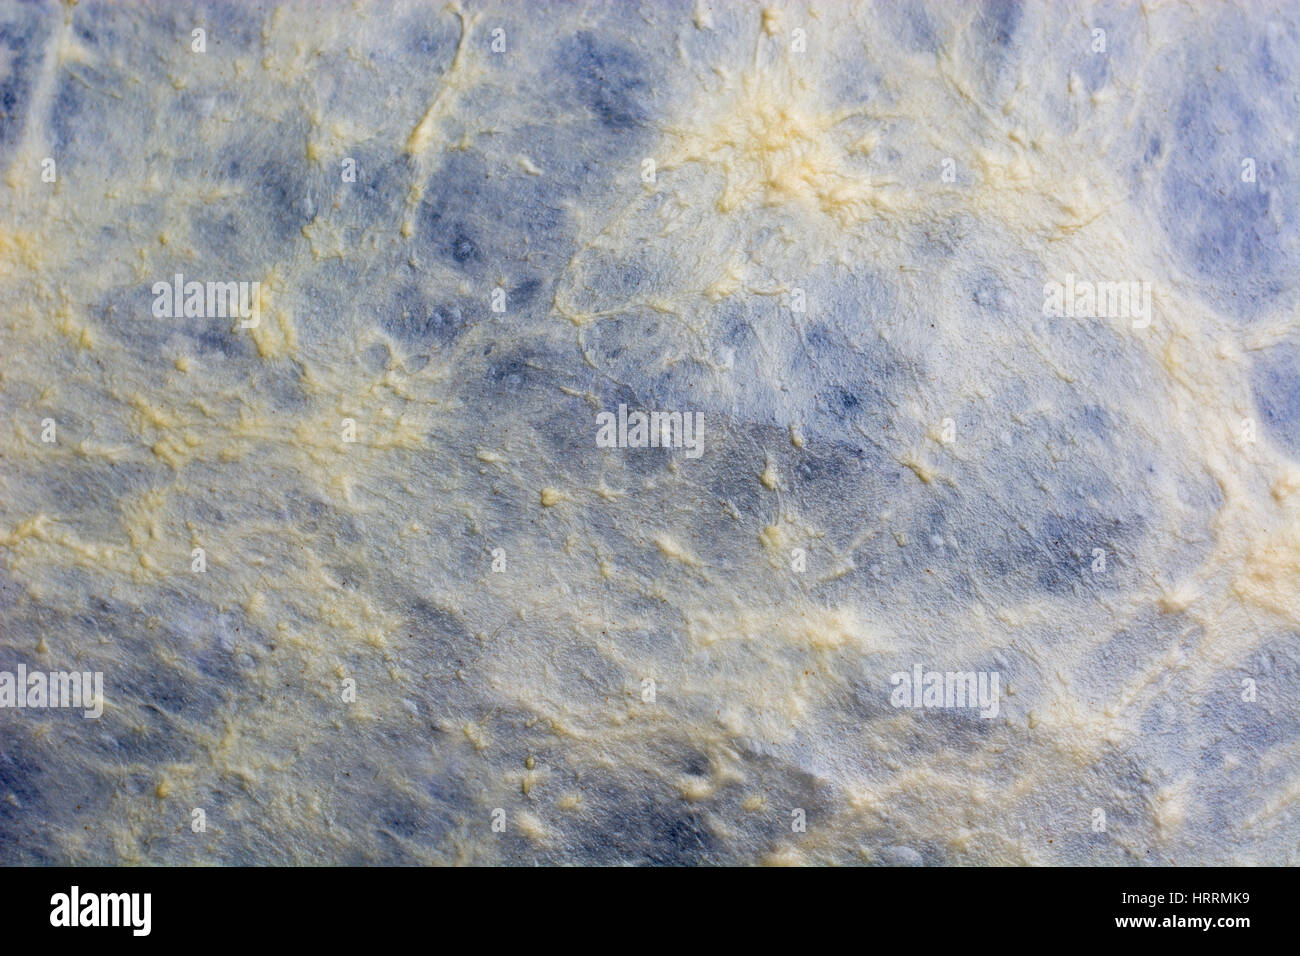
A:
452,233,476,263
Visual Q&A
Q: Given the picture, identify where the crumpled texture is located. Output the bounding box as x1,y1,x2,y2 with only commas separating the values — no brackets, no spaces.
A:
0,0,1297,864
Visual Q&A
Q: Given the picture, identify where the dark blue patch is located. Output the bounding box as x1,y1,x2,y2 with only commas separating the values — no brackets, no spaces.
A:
374,798,428,841
0,20,34,53
793,320,901,438
533,395,609,469
1078,38,1109,92
194,639,248,685
49,72,101,153
355,155,413,215
0,739,44,813
251,161,314,242
416,148,572,272
650,357,711,404
1175,74,1260,144
0,15,44,153
513,276,542,305
1163,169,1278,279
283,491,328,532
985,511,1141,595
681,752,710,777
880,1,937,53
1252,344,1300,454
482,347,544,394
811,378,890,432
406,597,474,654
188,320,253,358
37,462,143,533
411,33,441,57
646,808,715,865
106,707,197,764
449,224,479,265
0,738,52,864
792,441,873,487
975,0,1023,49
380,286,468,349
555,31,649,131
1073,403,1113,440
570,793,718,865
1158,74,1297,311
118,661,225,724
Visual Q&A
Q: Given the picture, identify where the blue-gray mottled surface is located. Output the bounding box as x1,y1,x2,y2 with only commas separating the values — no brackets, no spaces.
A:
0,0,1298,865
